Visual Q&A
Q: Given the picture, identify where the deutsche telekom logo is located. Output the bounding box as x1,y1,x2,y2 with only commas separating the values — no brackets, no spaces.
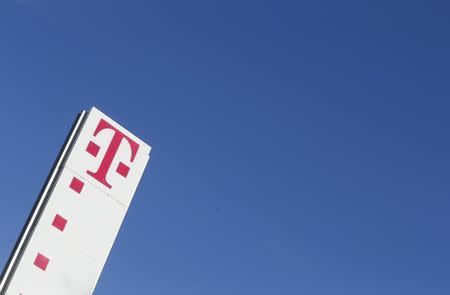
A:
86,119,140,189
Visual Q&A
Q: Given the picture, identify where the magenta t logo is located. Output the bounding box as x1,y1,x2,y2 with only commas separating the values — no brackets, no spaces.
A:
86,119,140,189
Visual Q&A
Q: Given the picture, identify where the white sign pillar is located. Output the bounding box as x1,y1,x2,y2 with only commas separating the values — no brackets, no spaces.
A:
0,107,151,294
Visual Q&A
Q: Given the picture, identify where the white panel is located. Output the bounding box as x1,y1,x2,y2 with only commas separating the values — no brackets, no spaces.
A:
39,167,127,264
6,225,102,295
64,107,151,207
3,107,152,295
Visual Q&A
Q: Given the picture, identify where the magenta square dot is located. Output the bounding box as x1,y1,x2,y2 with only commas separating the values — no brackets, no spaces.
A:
116,162,130,178
70,177,84,194
34,253,49,271
52,214,68,232
86,141,100,157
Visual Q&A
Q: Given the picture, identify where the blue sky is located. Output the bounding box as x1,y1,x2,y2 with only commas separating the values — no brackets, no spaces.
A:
0,0,450,294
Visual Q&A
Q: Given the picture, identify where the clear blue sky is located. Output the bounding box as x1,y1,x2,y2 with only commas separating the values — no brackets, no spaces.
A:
0,0,449,294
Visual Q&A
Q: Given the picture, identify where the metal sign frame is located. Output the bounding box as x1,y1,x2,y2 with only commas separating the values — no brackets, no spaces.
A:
0,110,88,293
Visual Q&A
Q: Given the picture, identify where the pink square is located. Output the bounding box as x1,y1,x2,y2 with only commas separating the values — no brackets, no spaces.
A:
116,162,130,178
70,177,84,194
34,253,49,271
52,214,68,232
86,141,100,157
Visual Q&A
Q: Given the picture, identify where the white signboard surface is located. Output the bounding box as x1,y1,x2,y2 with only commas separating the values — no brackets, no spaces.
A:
1,107,151,294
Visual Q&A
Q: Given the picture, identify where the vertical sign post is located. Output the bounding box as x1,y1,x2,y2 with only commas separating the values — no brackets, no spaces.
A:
0,107,151,294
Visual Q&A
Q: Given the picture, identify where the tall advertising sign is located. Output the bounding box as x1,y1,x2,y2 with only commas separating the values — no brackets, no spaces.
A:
0,107,151,294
